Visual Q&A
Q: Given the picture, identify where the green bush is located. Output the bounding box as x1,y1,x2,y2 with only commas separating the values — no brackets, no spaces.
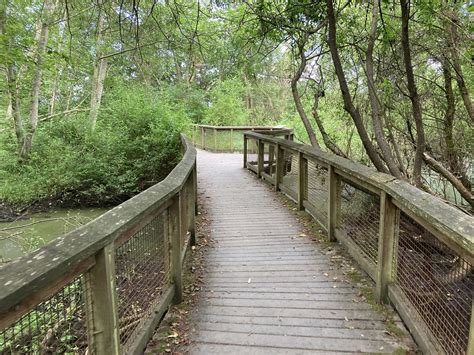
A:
0,83,189,206
203,78,249,126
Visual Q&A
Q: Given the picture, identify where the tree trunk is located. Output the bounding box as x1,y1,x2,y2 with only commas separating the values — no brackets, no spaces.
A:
291,38,320,148
399,0,425,187
312,92,346,157
441,58,471,190
6,66,25,149
2,1,25,151
446,10,473,123
423,153,473,208
326,0,388,173
89,58,107,131
366,0,402,178
19,0,56,159
89,14,108,131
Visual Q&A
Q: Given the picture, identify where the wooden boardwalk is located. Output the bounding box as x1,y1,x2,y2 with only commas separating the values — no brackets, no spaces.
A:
188,150,413,354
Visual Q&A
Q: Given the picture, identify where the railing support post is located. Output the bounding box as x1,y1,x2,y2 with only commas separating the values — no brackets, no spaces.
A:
201,126,205,149
230,128,234,152
243,135,248,168
214,128,218,151
375,191,399,303
275,144,284,191
327,165,341,242
297,152,307,210
193,162,198,214
190,166,197,246
257,139,264,178
84,243,121,355
169,195,183,304
468,299,474,354
268,144,275,175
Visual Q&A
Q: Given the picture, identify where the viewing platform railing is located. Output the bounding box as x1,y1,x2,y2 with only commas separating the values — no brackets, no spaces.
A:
191,124,292,152
244,131,473,355
0,135,197,354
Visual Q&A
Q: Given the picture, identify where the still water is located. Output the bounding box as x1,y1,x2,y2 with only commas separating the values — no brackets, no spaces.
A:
0,208,108,262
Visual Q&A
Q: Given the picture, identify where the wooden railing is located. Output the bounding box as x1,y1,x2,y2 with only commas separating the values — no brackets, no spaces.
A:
244,131,474,355
0,135,197,354
191,124,293,152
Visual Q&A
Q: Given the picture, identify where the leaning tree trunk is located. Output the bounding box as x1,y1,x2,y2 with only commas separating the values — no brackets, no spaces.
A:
399,0,425,187
20,0,56,159
366,0,402,178
326,0,387,173
312,92,346,157
89,14,108,131
446,10,473,123
291,37,320,148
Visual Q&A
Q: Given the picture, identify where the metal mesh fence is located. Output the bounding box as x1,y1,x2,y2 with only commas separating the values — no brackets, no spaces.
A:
193,127,203,149
305,159,328,228
245,138,259,169
261,142,274,179
280,149,299,200
0,276,88,354
339,181,380,266
396,212,473,354
115,212,170,351
180,177,192,246
213,130,243,152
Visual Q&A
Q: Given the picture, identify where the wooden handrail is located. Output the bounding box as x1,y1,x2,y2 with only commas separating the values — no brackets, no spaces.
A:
0,135,197,354
244,130,474,355
191,124,293,152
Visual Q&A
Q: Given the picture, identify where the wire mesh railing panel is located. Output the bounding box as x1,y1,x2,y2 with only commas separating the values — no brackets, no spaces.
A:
193,127,203,149
262,143,274,178
280,149,298,199
0,276,88,354
306,159,328,226
340,181,380,266
212,131,240,152
180,178,191,246
396,212,473,354
115,213,170,351
246,138,258,169
231,131,244,151
204,129,216,151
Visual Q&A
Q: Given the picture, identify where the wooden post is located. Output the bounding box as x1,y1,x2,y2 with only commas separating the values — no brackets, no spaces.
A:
275,144,284,191
268,144,275,175
468,299,474,355
193,162,198,214
201,126,204,149
84,243,121,355
297,152,307,210
189,170,197,246
327,165,341,242
169,195,182,304
375,191,399,303
230,128,234,152
243,135,248,168
257,139,264,178
214,128,217,151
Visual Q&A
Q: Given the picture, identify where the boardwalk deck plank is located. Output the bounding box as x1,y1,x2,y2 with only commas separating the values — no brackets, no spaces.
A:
188,150,414,354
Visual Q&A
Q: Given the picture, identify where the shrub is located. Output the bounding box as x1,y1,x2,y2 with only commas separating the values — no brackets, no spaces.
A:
0,83,190,206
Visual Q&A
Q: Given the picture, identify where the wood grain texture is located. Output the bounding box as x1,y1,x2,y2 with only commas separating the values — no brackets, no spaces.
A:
188,150,414,354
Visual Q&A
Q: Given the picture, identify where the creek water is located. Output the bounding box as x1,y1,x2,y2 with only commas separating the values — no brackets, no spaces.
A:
0,208,108,262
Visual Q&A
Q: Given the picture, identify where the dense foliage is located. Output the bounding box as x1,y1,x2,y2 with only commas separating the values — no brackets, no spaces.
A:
0,84,188,205
0,0,472,210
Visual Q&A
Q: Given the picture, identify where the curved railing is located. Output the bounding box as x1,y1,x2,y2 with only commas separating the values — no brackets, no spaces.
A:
191,124,293,152
244,131,473,355
0,135,197,354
